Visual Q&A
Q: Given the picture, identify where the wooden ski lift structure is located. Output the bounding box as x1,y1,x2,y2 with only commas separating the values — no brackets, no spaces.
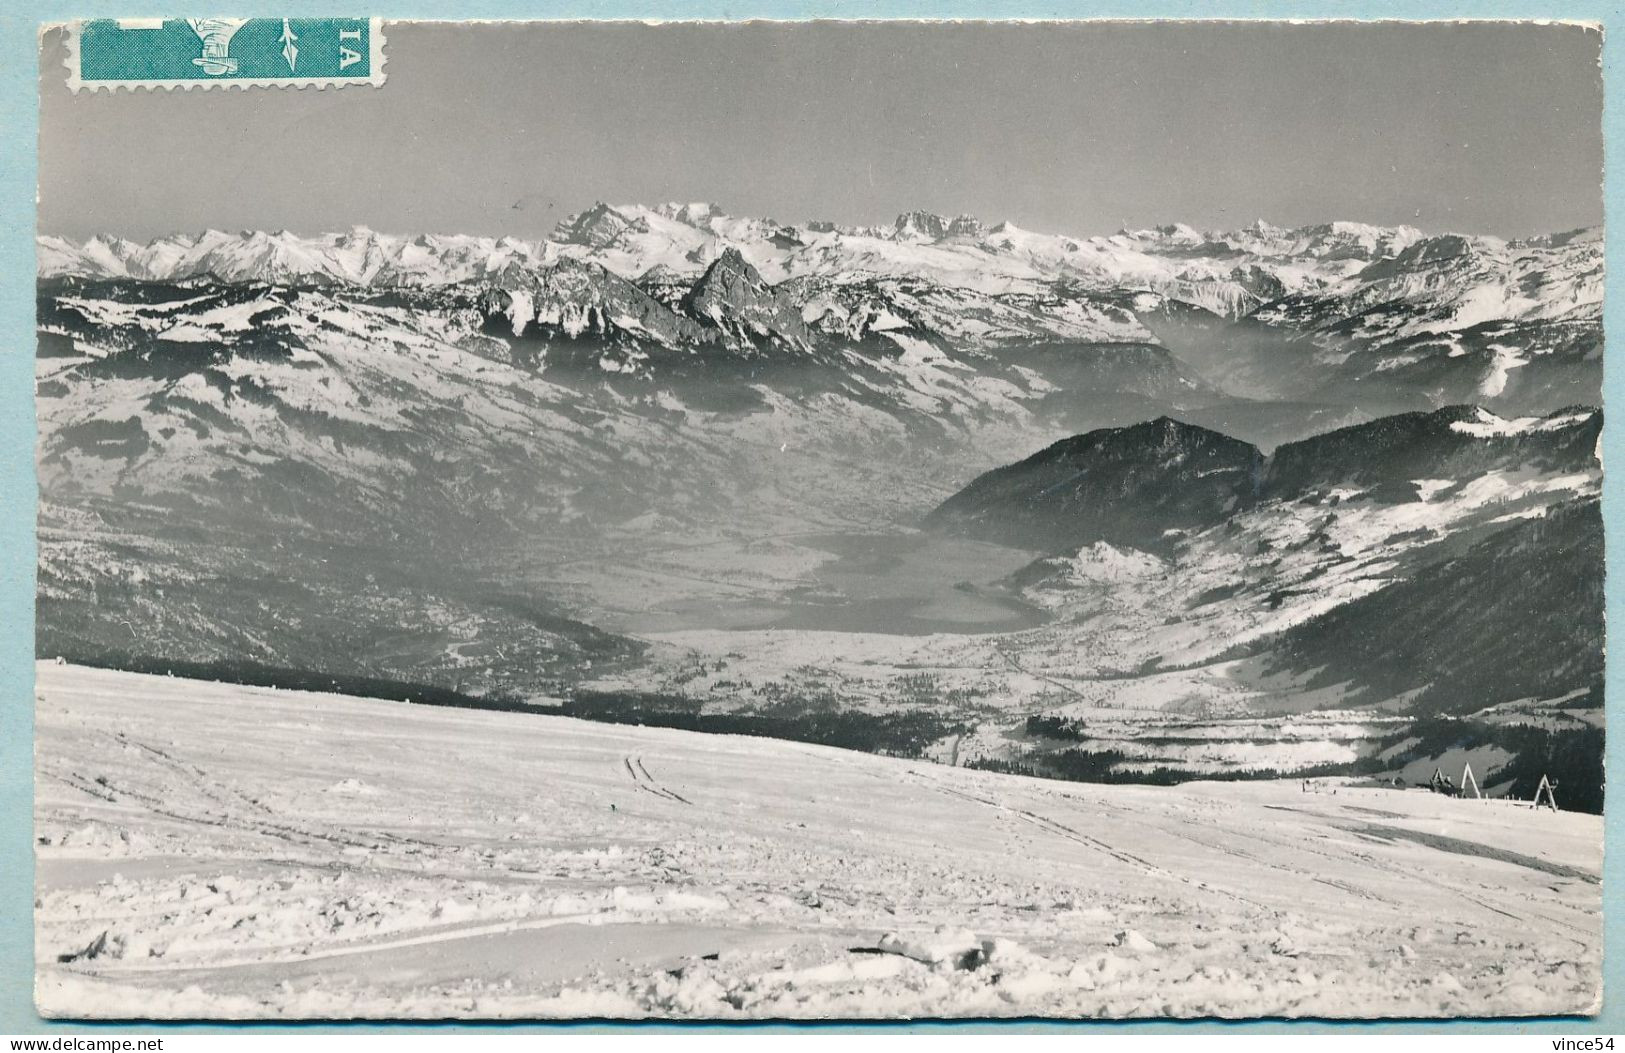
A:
1426,763,1482,800
1424,762,1561,812
1532,774,1559,812
1459,762,1482,799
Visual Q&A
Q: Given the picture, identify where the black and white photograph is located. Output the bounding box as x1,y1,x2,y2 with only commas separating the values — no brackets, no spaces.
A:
31,18,1604,1020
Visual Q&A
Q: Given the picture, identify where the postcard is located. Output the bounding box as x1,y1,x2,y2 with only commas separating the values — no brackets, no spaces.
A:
31,18,1604,1020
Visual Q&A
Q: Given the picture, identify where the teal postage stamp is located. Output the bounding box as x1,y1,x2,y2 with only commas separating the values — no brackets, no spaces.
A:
64,17,385,90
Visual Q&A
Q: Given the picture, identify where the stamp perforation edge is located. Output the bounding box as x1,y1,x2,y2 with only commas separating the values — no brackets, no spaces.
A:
58,18,386,92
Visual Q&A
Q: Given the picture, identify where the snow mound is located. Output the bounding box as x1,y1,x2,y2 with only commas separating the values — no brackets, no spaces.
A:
324,778,380,796
1111,929,1158,954
38,821,155,858
1062,542,1166,584
877,926,983,967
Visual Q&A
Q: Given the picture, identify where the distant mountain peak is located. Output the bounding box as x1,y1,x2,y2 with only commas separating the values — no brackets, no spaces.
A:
893,210,984,241
688,246,763,292
635,262,692,286
552,202,646,249
681,245,808,348
1152,222,1203,242
653,201,728,228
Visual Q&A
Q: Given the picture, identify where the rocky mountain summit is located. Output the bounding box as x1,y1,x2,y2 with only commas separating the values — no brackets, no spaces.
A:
42,203,1601,421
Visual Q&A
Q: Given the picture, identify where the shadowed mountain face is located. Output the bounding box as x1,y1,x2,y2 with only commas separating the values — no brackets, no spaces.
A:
926,418,1264,554
680,248,813,350
926,405,1601,553
1266,497,1603,719
1261,406,1602,500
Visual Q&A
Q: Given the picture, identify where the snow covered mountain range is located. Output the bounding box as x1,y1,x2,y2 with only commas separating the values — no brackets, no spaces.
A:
38,202,1598,322
41,202,1601,416
34,202,1605,798
47,203,1444,295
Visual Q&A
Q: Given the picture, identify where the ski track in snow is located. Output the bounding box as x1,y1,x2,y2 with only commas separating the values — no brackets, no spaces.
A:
33,663,1600,1020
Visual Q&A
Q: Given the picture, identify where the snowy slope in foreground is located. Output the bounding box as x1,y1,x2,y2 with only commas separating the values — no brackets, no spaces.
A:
35,664,1600,1020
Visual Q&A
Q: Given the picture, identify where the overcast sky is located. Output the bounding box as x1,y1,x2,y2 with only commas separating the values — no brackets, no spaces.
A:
38,20,1604,241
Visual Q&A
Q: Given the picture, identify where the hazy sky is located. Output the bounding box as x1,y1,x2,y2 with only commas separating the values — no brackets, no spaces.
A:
38,20,1604,241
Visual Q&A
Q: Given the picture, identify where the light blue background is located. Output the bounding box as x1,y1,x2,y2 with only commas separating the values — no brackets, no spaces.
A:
1,0,1618,1035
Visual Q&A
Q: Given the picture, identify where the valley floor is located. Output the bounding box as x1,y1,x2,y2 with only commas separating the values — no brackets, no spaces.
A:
33,663,1601,1020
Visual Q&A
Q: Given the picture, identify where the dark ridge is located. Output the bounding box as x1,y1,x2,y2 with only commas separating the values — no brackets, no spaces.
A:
926,416,1264,554
928,404,1601,556
1265,497,1603,717
1262,404,1601,498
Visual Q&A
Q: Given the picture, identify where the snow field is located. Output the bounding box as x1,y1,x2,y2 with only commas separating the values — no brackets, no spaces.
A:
35,663,1600,1019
